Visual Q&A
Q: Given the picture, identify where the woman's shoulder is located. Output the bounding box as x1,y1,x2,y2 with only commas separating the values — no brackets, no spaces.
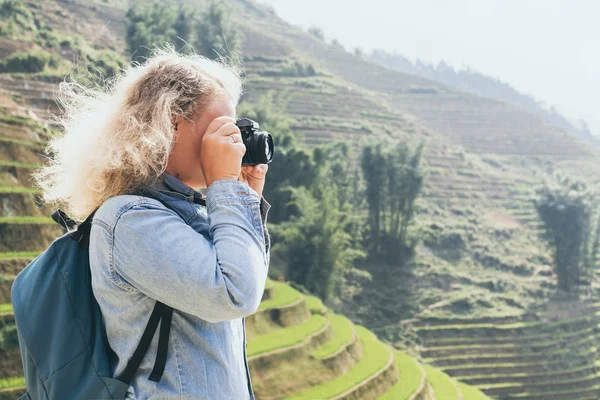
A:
92,194,169,232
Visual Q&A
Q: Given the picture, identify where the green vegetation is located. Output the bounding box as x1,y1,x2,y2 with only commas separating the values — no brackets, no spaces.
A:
535,172,600,292
0,216,53,224
0,160,39,168
311,314,353,359
458,382,489,400
0,50,68,74
275,166,366,300
0,187,40,194
194,1,241,60
380,351,424,400
247,314,327,357
424,364,459,400
0,303,13,314
0,252,40,259
257,281,302,311
0,376,24,390
240,93,366,301
2,2,599,399
126,0,241,62
262,60,317,77
307,25,325,40
360,140,425,262
304,295,324,314
0,136,40,147
0,0,124,80
286,325,390,399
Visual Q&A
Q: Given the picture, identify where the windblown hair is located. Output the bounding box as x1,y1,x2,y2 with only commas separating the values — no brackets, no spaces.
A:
33,47,243,220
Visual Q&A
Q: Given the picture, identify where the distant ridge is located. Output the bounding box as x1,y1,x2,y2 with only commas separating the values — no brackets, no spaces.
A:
370,49,598,146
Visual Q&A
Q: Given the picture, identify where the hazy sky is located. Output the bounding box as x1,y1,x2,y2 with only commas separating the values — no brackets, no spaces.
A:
257,0,599,135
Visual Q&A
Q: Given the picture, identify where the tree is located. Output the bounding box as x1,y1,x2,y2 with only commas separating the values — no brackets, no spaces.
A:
237,92,317,223
274,167,365,301
173,7,197,53
126,1,178,64
195,1,241,60
360,140,425,263
534,173,600,293
308,25,324,40
125,1,243,62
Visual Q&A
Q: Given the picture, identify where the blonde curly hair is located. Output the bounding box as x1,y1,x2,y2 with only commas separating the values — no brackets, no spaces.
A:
33,47,243,220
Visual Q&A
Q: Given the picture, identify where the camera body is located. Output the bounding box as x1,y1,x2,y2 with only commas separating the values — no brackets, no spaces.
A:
235,118,274,166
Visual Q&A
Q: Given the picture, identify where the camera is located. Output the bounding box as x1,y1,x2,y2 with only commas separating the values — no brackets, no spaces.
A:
235,118,274,166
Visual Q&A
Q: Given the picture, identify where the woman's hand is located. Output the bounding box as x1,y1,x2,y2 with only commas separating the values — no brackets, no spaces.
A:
200,116,246,188
238,164,268,198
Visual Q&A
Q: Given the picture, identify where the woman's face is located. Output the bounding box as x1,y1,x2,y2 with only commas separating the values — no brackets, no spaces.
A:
166,97,236,189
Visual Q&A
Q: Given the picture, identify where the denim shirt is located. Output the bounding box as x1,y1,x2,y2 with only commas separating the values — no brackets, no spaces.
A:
89,171,271,400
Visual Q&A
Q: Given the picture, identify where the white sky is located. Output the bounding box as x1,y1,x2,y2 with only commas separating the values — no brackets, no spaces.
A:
257,0,599,135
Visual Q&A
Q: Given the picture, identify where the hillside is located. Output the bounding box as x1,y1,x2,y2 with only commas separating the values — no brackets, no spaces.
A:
2,0,600,399
1,266,489,399
369,50,596,146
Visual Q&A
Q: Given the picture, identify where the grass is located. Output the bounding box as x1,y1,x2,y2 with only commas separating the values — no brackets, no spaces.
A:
0,216,54,224
286,325,391,400
0,304,13,314
304,294,324,314
417,311,599,334
265,278,274,289
247,314,327,357
379,351,425,400
440,357,591,372
423,364,460,400
458,382,490,400
311,314,354,359
453,362,599,381
0,376,25,390
0,186,40,194
502,384,600,398
424,326,596,351
258,281,303,311
475,372,600,390
0,135,40,148
0,252,40,259
0,160,39,168
427,324,596,347
424,333,597,363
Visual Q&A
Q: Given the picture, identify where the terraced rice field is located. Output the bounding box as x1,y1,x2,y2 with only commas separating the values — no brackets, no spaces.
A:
416,301,600,400
3,3,600,395
0,95,487,399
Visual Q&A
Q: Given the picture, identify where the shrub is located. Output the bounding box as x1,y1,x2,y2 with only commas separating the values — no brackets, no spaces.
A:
0,50,55,73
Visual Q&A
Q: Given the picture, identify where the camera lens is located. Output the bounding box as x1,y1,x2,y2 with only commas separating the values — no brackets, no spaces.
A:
264,135,273,161
242,131,274,165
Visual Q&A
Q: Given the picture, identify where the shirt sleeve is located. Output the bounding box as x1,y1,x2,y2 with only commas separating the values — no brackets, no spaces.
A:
110,179,269,323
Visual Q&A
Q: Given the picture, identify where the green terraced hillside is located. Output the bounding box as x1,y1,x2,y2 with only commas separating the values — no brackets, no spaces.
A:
417,300,600,399
0,54,490,400
2,1,600,399
0,272,490,399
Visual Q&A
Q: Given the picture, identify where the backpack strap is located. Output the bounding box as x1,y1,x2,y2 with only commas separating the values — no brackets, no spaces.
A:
149,305,173,382
52,209,78,231
118,302,172,384
70,210,98,250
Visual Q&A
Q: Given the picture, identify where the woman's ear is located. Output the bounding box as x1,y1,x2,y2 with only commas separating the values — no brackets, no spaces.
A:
172,115,183,132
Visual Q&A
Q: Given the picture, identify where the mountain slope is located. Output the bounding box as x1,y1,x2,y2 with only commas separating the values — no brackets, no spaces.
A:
2,0,600,398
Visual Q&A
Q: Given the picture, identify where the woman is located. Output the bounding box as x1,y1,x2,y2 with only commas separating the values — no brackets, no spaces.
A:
33,48,270,399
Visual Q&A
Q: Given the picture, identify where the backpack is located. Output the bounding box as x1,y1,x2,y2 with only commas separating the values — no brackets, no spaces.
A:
11,188,197,400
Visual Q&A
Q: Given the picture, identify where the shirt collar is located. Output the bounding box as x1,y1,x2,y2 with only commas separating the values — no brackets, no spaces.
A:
150,171,205,205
